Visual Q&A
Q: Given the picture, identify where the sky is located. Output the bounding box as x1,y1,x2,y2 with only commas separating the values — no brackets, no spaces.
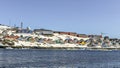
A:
0,0,120,38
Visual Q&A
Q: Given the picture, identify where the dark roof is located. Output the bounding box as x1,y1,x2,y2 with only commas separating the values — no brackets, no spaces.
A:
78,34,87,35
34,29,53,32
54,31,76,33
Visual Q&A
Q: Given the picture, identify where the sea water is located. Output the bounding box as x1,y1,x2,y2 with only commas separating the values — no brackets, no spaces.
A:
0,49,120,68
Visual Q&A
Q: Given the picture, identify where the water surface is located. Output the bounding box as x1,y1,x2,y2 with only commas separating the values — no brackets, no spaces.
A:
0,49,120,68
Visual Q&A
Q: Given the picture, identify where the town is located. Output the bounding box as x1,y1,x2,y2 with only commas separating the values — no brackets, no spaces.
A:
0,23,120,50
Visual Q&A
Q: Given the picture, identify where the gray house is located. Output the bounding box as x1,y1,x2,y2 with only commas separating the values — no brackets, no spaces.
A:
34,29,53,35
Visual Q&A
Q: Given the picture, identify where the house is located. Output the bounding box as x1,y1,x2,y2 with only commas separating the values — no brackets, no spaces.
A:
60,32,77,36
16,29,33,33
0,24,11,30
11,26,33,33
54,31,77,36
88,35,102,38
77,34,88,38
4,35,19,41
34,29,53,35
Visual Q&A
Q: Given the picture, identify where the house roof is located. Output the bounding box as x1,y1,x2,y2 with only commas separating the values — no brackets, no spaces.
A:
54,31,76,34
34,29,53,32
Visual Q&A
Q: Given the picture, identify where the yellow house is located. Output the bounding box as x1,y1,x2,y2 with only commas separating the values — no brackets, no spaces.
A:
79,41,86,45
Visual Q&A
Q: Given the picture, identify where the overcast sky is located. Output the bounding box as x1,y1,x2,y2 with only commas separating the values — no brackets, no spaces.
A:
0,0,120,38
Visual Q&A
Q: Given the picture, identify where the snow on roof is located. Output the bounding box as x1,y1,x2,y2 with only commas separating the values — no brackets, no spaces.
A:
0,25,11,29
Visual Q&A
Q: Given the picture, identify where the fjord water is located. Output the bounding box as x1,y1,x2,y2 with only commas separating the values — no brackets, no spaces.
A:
0,49,120,68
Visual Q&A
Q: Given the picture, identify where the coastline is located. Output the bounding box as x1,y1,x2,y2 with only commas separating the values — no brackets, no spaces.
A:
1,45,120,51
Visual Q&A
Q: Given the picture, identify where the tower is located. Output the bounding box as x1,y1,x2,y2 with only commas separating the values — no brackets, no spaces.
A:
21,22,23,30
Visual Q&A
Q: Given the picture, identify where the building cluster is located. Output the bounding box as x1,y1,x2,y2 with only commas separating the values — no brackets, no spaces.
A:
0,24,120,48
